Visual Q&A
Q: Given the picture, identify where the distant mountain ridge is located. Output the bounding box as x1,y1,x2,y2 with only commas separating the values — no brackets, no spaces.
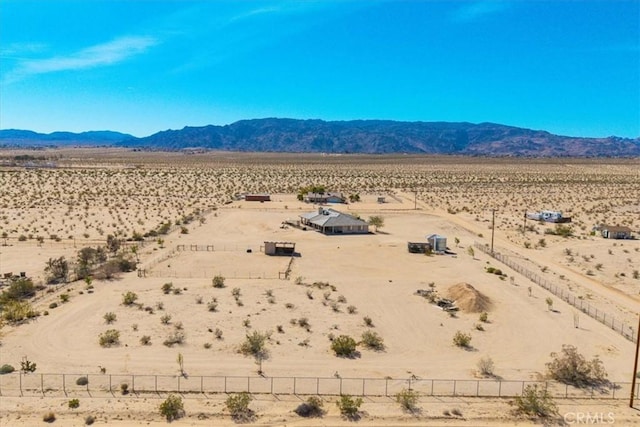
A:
0,129,134,146
2,119,639,157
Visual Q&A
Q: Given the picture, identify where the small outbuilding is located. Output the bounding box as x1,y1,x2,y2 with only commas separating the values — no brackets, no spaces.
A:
245,193,271,202
407,242,431,254
263,241,296,256
596,225,633,240
304,192,346,204
427,234,447,253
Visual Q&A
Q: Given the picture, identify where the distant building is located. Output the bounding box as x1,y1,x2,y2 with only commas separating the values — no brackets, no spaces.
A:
245,193,271,202
377,196,386,204
525,210,572,223
304,192,346,204
594,224,633,240
263,241,296,255
407,242,431,254
426,234,447,253
299,208,369,235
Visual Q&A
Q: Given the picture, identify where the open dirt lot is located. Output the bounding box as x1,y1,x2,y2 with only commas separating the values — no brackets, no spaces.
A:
0,150,639,425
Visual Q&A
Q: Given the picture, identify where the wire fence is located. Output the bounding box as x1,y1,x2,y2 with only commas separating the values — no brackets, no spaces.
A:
474,242,638,343
1,373,636,401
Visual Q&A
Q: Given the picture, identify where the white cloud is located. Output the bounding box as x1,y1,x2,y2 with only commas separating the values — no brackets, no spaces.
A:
452,1,509,23
4,36,158,83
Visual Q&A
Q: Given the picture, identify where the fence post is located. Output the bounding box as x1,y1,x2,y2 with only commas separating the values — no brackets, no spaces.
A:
385,378,388,397
316,378,319,395
201,376,203,394
293,377,296,394
247,376,250,393
177,375,180,392
362,378,365,396
62,374,65,396
612,383,615,399
272,377,274,395
224,376,227,393
453,380,456,396
498,380,502,397
408,378,411,391
476,380,479,397
431,379,434,396
132,375,135,393
155,375,158,394
20,372,23,396
109,375,112,394
340,378,343,395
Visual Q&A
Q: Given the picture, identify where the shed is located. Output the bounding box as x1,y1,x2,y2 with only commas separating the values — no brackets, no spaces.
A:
263,241,296,256
598,225,633,240
407,242,431,254
427,234,447,252
245,193,271,202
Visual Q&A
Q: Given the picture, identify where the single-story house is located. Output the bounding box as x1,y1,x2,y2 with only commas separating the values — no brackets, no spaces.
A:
427,234,447,252
304,192,346,204
595,224,633,239
245,193,271,202
300,208,369,235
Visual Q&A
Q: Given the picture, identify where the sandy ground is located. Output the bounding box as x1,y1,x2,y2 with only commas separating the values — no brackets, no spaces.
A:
0,152,639,425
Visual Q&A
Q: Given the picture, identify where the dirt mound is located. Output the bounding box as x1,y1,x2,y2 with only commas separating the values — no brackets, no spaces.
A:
446,283,492,313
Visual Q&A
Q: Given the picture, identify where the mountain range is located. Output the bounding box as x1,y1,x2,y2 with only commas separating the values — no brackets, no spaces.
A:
1,119,639,157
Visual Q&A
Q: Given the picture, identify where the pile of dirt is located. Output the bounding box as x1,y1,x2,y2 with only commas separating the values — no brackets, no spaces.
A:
446,283,492,313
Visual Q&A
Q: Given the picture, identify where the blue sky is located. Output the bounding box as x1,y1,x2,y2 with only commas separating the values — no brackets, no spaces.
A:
1,0,638,138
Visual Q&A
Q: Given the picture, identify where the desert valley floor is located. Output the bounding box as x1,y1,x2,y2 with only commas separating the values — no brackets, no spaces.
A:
0,150,639,425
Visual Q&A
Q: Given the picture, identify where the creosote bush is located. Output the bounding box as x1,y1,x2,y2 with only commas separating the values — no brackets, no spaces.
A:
212,275,226,288
360,330,385,351
336,394,363,420
99,329,120,347
395,388,419,412
453,331,471,348
331,335,357,357
226,392,254,421
159,394,185,422
546,344,607,387
43,411,56,423
514,384,557,418
294,396,324,417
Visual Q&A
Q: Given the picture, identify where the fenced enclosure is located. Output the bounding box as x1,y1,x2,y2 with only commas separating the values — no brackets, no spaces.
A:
1,373,636,401
474,242,638,343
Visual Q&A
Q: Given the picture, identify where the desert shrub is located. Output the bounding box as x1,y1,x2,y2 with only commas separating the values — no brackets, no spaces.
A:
479,312,488,322
120,383,129,395
294,396,324,417
160,314,172,324
59,293,70,303
360,330,385,350
43,411,56,423
204,342,212,349
140,335,151,345
208,299,218,312
2,300,38,323
99,329,120,347
239,330,269,357
48,302,58,309
122,291,138,306
453,331,471,348
395,388,419,412
546,344,607,387
226,392,254,421
84,415,95,425
477,356,495,376
0,364,15,374
347,305,357,314
163,331,186,347
159,394,185,422
103,312,117,324
215,328,223,339
162,282,173,294
212,275,225,288
336,394,362,420
232,287,241,297
21,357,37,373
76,376,89,386
514,384,557,418
331,335,357,357
0,277,36,302
298,317,310,328
68,398,80,409
363,316,374,327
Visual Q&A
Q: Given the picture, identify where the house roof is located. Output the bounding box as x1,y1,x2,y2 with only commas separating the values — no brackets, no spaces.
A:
601,225,633,233
305,192,344,199
426,234,446,240
300,208,368,228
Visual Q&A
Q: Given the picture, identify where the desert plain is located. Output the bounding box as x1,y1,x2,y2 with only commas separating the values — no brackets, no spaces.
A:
0,149,639,426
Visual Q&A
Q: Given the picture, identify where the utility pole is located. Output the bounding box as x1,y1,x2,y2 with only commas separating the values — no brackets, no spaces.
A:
491,209,496,254
630,314,640,408
522,210,527,235
414,190,417,210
